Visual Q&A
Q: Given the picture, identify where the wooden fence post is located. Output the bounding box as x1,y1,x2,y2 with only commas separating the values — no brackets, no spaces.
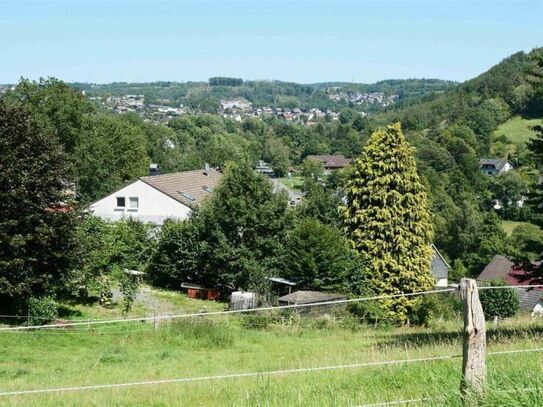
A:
460,278,486,396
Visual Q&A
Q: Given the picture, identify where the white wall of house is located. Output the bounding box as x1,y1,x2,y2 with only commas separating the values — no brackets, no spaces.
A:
500,162,514,173
89,180,191,225
435,277,448,288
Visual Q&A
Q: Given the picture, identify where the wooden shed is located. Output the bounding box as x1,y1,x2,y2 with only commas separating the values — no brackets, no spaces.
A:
181,283,219,301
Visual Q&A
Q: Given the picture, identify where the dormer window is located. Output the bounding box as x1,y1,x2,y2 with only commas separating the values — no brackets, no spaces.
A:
116,197,126,207
203,186,213,193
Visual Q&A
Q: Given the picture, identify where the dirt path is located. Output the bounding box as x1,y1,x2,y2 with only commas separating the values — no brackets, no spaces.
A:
111,287,179,315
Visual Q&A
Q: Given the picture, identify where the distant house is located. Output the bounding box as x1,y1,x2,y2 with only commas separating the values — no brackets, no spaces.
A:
431,245,450,287
478,158,514,176
477,255,542,312
306,154,352,172
219,98,252,112
255,160,274,176
89,165,221,226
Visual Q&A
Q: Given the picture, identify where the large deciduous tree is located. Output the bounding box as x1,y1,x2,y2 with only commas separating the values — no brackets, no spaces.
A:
0,101,79,311
149,163,291,293
341,123,435,322
74,113,149,202
282,219,364,293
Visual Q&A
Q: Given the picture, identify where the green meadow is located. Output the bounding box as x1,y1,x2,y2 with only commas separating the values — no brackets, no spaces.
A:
493,115,541,145
1,306,542,406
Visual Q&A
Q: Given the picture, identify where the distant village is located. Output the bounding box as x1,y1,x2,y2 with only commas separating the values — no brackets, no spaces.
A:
327,90,399,106
86,93,401,125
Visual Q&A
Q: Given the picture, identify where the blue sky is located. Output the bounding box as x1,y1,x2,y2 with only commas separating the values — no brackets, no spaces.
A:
1,1,542,84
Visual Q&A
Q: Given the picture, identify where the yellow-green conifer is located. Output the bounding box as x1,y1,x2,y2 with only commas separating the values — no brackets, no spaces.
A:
341,123,434,322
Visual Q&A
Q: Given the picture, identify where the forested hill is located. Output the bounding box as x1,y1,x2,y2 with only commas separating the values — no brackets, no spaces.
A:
373,48,543,132
68,78,456,113
363,47,543,276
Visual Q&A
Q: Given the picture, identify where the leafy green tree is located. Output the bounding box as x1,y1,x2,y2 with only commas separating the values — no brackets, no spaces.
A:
339,108,357,124
301,157,324,181
283,219,364,293
264,137,290,177
147,219,202,288
119,271,141,316
529,124,543,225
0,101,80,312
449,259,468,282
526,119,543,278
74,114,149,202
490,170,527,211
468,99,508,154
508,223,543,262
77,216,154,298
341,123,435,322
296,182,342,227
154,163,291,293
4,78,93,153
202,133,253,168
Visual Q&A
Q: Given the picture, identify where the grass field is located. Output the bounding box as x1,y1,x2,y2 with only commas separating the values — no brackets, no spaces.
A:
500,220,541,236
493,116,541,145
278,175,304,191
501,220,526,236
1,303,542,406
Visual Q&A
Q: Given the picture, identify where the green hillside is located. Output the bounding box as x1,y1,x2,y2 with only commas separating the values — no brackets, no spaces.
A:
493,115,542,144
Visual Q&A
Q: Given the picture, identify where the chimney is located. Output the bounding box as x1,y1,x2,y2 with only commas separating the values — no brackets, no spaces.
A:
204,163,210,176
149,163,160,176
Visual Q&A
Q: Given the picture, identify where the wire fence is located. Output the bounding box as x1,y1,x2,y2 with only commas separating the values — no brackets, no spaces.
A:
2,284,542,332
0,288,456,332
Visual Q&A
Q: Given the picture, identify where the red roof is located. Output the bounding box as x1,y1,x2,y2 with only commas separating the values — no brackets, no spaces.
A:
306,155,352,169
45,203,74,213
478,255,542,290
505,265,543,291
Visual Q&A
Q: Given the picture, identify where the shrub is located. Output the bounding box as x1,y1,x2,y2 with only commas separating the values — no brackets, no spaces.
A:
479,281,519,319
348,301,389,325
240,314,272,330
410,293,462,326
27,296,59,325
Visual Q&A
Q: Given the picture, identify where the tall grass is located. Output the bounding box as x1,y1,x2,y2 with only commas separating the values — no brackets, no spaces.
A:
0,316,541,406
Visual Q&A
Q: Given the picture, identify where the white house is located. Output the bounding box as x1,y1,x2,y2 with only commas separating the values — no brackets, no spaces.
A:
478,158,514,176
219,98,252,112
89,166,221,226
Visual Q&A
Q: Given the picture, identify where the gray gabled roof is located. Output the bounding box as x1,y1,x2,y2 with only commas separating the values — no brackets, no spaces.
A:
478,158,512,171
431,244,450,280
476,255,514,282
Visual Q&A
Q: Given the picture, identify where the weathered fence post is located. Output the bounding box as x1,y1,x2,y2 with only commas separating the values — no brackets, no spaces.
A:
460,278,486,397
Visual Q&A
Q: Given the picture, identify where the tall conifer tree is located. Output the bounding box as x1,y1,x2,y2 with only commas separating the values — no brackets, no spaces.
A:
341,123,434,322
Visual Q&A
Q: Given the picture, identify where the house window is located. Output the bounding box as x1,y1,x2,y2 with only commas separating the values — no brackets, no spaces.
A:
116,197,126,207
178,191,196,202
129,197,139,209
